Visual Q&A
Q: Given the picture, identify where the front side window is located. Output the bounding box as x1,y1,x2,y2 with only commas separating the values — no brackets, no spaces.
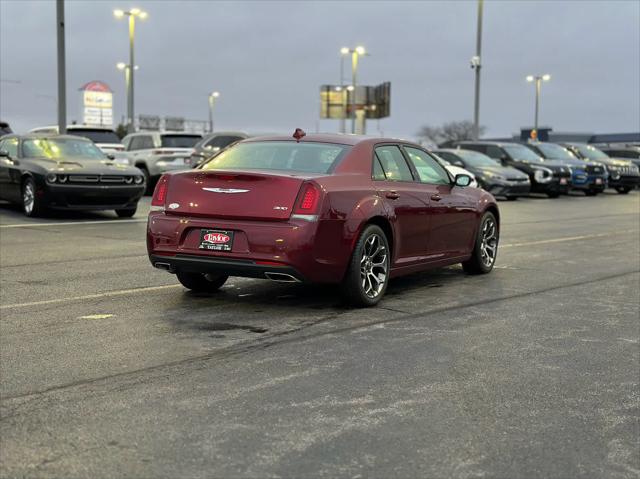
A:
1,138,19,157
374,145,414,182
22,138,106,160
206,136,243,150
485,145,504,159
201,141,350,174
404,147,450,185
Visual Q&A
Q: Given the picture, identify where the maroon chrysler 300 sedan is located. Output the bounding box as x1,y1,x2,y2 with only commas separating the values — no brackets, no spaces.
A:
147,130,500,306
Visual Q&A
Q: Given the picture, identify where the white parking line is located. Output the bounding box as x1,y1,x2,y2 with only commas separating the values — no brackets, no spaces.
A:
1,284,181,310
0,219,146,228
501,230,636,248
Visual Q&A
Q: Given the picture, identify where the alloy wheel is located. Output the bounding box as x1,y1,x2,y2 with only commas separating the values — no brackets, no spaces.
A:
360,233,388,299
480,217,498,268
23,182,35,215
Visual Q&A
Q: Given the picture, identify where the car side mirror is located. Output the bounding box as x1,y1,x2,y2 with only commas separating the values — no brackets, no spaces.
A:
0,150,10,158
499,155,509,165
106,153,115,160
454,174,472,187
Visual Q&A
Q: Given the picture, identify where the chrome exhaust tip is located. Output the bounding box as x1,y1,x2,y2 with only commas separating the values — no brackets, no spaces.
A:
154,262,173,272
264,272,300,283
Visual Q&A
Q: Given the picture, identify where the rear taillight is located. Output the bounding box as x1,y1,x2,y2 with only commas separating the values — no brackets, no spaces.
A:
151,175,169,208
293,182,321,215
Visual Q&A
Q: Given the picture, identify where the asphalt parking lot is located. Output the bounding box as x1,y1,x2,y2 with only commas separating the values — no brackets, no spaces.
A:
1,191,639,478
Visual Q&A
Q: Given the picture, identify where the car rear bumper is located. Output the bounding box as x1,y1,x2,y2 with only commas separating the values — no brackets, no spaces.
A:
149,254,306,282
43,184,145,210
147,212,353,283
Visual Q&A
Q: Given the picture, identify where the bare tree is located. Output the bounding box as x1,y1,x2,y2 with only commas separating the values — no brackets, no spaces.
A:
417,120,486,147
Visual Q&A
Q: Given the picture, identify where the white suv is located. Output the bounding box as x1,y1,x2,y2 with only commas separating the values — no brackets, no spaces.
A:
122,131,202,192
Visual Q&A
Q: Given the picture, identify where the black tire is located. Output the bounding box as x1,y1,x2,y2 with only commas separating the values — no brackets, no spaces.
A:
115,207,137,218
547,192,560,198
462,211,499,275
176,271,228,293
22,177,45,217
585,189,598,196
341,224,390,307
506,196,518,201
615,186,631,194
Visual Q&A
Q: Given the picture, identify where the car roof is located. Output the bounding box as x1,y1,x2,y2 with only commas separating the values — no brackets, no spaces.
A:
454,140,518,147
12,133,94,141
243,133,412,147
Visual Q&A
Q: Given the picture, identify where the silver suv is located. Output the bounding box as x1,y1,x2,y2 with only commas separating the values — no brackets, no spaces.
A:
122,131,202,192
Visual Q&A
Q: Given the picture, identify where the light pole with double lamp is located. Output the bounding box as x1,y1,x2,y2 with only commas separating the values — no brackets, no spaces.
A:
114,8,147,133
208,91,220,133
526,74,551,134
340,46,367,134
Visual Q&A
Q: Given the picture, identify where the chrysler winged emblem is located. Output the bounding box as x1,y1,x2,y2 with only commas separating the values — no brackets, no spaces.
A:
202,187,250,193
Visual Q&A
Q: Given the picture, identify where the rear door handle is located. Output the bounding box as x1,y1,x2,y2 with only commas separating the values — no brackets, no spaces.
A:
385,191,400,200
431,194,442,201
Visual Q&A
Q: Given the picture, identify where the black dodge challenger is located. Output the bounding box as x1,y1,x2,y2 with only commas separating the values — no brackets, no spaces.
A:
0,134,145,217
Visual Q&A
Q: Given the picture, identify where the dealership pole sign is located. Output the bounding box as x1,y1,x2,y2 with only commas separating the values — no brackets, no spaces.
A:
80,81,113,127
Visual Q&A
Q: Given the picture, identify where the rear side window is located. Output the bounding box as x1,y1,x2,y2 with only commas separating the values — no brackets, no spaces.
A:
161,135,201,148
127,136,143,151
201,141,350,174
374,145,414,182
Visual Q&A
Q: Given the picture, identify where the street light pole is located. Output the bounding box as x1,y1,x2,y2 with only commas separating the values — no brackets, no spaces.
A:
56,0,67,134
114,8,147,133
128,13,135,133
339,47,349,134
208,91,219,133
526,74,551,133
472,0,483,140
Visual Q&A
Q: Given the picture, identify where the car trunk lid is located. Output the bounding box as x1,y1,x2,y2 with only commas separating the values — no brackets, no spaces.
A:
164,170,318,220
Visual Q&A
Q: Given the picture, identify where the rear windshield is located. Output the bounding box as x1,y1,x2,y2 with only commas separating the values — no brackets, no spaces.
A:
69,129,121,144
200,141,351,174
161,135,201,148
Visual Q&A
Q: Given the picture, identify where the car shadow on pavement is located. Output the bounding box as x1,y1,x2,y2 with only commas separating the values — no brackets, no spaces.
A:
160,266,466,337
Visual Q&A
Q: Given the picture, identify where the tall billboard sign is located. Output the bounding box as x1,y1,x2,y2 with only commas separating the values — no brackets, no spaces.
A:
320,82,391,120
80,81,113,127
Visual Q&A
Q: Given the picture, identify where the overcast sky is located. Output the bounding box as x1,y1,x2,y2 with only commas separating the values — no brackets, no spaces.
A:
1,0,639,139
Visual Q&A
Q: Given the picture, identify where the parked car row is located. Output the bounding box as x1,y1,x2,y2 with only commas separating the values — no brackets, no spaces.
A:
1,128,638,218
441,140,639,198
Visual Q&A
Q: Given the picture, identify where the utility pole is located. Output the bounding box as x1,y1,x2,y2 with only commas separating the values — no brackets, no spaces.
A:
56,0,67,134
472,0,483,140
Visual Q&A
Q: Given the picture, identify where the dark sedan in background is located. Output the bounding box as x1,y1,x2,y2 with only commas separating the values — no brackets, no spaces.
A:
524,142,608,196
189,131,250,167
434,148,530,200
562,143,640,194
0,134,145,217
450,141,572,198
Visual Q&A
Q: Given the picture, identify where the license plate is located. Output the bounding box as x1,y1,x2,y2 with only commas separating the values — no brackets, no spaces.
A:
199,229,233,251
595,178,603,185
560,178,568,185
